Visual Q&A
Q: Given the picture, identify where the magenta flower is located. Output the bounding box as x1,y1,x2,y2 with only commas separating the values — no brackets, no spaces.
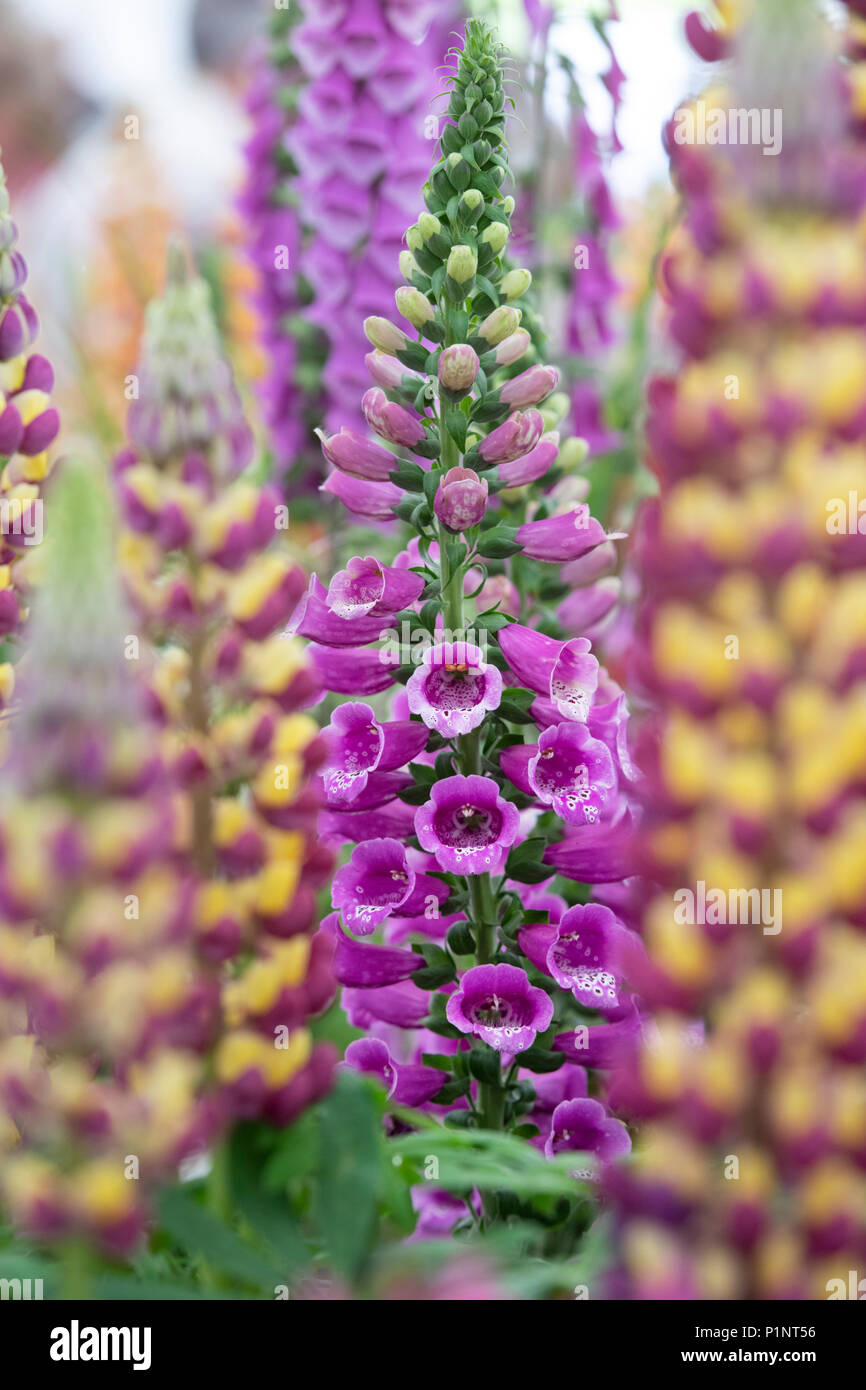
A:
406,641,502,735
544,1097,631,1164
433,467,488,531
321,913,420,988
415,774,520,875
330,837,416,934
496,433,559,488
446,963,554,1053
344,1037,443,1106
545,903,628,1010
319,469,401,519
317,426,399,480
322,701,427,806
328,556,424,618
498,624,599,722
515,506,612,562
529,722,617,826
478,408,544,464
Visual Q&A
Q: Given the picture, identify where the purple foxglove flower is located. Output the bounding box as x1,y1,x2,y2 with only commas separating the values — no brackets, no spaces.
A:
500,364,560,408
515,506,614,562
331,837,416,935
415,774,520,875
362,387,426,448
322,701,427,805
520,902,630,1012
558,577,622,634
344,1037,443,1106
544,904,628,1010
406,641,502,735
327,555,424,617
317,425,399,480
320,798,417,844
322,769,411,812
553,998,642,1069
496,432,559,488
478,408,544,464
289,576,391,646
544,1097,631,1164
438,344,480,393
528,722,617,826
342,978,431,1029
498,624,599,721
433,467,488,531
446,962,554,1053
561,538,618,586
320,913,420,987
310,643,395,695
319,469,401,520
543,810,636,884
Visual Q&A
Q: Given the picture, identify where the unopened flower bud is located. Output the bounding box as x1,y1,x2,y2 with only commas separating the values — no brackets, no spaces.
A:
478,305,521,346
500,268,532,300
558,436,590,471
461,189,484,212
494,329,531,365
406,225,424,253
502,196,515,216
438,344,480,394
395,286,435,329
418,212,442,243
364,316,409,353
399,251,419,281
501,365,560,409
446,244,478,284
434,467,488,531
481,221,509,254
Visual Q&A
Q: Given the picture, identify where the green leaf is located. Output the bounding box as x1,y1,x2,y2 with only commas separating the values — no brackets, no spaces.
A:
314,1072,383,1281
519,1048,566,1074
445,408,468,451
476,524,522,559
158,1187,281,1290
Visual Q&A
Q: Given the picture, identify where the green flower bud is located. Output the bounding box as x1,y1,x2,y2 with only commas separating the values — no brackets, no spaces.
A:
399,250,419,281
406,225,424,253
481,220,509,254
477,304,521,345
502,196,515,216
363,316,408,353
500,267,532,300
462,189,484,210
395,285,435,328
446,244,478,284
558,436,590,471
418,212,442,243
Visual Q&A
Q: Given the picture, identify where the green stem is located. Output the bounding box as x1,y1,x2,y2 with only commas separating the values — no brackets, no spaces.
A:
61,1238,92,1302
201,1141,232,1290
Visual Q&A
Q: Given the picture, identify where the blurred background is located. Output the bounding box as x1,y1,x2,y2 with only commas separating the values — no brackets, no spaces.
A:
0,0,698,462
